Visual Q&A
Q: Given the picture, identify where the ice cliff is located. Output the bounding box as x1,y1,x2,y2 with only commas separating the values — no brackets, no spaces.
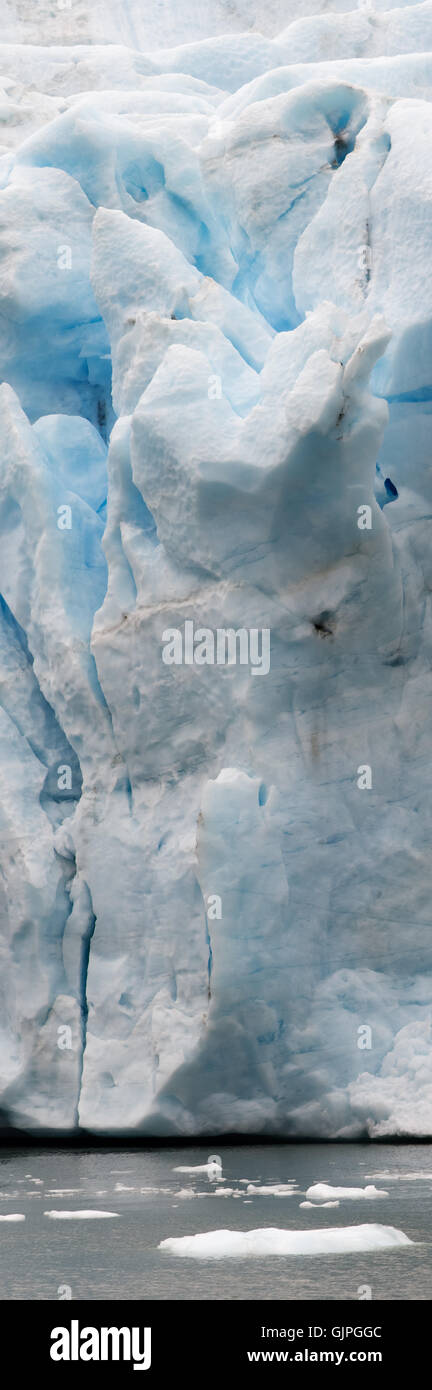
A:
0,0,432,1137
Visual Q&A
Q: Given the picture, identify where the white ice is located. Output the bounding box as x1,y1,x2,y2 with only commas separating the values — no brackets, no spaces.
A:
173,1161,223,1175
305,1183,389,1202
44,1209,119,1219
300,1200,340,1208
159,1223,413,1258
0,0,431,1138
245,1184,298,1196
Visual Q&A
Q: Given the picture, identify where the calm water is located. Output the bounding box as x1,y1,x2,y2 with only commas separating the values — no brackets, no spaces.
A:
0,1142,430,1300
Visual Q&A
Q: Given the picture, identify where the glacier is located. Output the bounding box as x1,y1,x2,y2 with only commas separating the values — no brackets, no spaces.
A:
0,0,432,1137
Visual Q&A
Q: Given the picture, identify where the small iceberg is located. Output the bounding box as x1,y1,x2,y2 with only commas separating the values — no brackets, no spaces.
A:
159,1223,412,1259
305,1184,388,1203
300,1200,340,1209
173,1154,223,1177
246,1183,297,1197
44,1210,119,1220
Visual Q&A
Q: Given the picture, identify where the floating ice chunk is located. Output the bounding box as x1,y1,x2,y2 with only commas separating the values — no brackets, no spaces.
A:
246,1184,297,1196
159,1223,412,1259
44,1210,119,1219
305,1184,388,1203
45,1190,82,1197
300,1200,340,1209
140,1186,165,1195
173,1156,222,1176
366,1172,432,1182
174,1165,214,1173
177,1189,207,1200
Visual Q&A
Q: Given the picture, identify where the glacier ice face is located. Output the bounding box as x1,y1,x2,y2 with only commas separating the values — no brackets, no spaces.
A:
0,0,432,1137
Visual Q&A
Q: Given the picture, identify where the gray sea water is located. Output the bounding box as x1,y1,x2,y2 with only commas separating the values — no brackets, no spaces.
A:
0,1142,430,1300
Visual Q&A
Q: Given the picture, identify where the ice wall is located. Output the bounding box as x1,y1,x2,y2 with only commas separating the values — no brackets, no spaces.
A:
0,1,432,1136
